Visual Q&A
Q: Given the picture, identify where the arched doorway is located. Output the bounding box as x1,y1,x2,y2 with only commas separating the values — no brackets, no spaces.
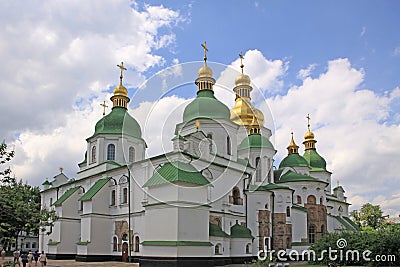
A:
121,242,128,262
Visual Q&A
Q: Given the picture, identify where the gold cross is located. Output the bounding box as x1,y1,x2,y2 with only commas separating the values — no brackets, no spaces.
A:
100,101,108,116
59,167,63,173
117,62,127,84
239,52,244,74
201,41,208,62
306,114,311,129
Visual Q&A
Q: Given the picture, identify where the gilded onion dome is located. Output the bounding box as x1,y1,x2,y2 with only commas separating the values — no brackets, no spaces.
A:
302,114,327,170
230,52,265,132
110,62,130,109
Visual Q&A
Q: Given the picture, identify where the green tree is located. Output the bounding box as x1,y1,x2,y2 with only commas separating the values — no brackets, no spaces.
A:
350,203,386,230
0,142,58,249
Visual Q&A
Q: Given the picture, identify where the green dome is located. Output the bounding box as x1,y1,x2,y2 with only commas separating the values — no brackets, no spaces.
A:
303,148,326,170
238,134,275,150
183,90,231,122
279,153,309,169
93,107,142,139
230,222,254,239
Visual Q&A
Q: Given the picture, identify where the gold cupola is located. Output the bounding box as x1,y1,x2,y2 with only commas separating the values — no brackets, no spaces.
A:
287,132,299,154
303,114,317,149
195,41,216,91
110,62,130,109
230,52,265,133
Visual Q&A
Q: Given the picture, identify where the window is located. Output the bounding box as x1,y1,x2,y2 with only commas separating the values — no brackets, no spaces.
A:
308,225,316,243
226,136,231,155
267,158,271,182
214,243,221,254
246,243,251,254
107,144,115,160
32,242,36,249
286,206,291,217
232,187,241,205
122,188,128,204
50,198,53,206
215,218,222,228
91,146,96,163
134,236,140,252
307,195,316,204
79,200,83,211
122,233,128,241
321,225,325,237
297,195,302,204
113,236,118,251
26,242,30,248
255,157,261,182
128,147,135,162
320,197,323,205
111,190,116,206
207,134,213,153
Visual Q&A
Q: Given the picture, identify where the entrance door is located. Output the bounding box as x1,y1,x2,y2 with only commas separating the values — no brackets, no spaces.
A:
121,242,128,262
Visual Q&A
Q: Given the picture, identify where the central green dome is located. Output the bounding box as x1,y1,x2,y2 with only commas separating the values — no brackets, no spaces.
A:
303,148,326,170
238,134,275,150
183,90,231,122
92,107,142,139
279,153,309,169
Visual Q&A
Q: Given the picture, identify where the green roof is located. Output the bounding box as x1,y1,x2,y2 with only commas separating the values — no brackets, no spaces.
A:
183,90,231,122
335,216,355,231
333,185,345,191
143,161,210,187
278,170,324,183
238,134,275,150
42,180,51,185
292,204,308,212
247,183,292,192
141,241,212,246
230,223,254,239
279,153,309,168
53,187,80,206
79,178,111,201
209,223,230,238
303,148,326,170
342,216,361,231
92,107,142,139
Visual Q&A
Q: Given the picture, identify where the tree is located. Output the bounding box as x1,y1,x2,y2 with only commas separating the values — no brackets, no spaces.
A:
0,142,58,249
350,203,386,230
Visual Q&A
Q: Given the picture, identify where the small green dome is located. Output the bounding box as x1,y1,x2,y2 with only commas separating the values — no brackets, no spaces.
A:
303,148,326,170
279,153,309,169
183,90,231,122
230,222,254,239
238,134,275,150
93,107,142,139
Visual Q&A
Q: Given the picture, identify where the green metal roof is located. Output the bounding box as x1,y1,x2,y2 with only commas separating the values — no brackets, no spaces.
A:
247,183,292,192
79,178,111,201
209,223,230,238
279,153,309,168
342,216,361,231
230,223,254,239
91,107,142,139
141,241,213,246
183,90,231,122
42,180,51,185
143,161,210,187
53,187,80,206
303,148,326,170
238,134,275,150
335,216,355,231
292,204,308,212
277,170,323,183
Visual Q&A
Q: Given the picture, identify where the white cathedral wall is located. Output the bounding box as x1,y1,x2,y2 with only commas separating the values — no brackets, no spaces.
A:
177,206,210,242
291,209,307,243
57,218,80,254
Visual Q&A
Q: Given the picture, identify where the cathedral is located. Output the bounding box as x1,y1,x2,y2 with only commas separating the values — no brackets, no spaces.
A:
39,46,358,267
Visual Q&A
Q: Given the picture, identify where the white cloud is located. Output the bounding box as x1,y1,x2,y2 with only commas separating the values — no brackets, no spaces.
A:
360,26,366,37
297,64,317,79
393,46,400,57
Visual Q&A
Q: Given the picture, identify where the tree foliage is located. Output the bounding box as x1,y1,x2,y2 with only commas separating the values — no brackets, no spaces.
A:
0,143,58,249
350,203,386,230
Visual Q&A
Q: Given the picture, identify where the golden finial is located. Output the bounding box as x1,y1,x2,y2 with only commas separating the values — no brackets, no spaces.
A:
287,131,299,154
117,62,127,85
201,41,208,63
100,101,108,116
195,120,201,130
239,52,244,74
59,167,63,173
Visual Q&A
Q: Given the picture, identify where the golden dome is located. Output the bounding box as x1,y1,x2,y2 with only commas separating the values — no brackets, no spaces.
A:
230,97,264,128
304,128,315,140
113,84,128,97
198,63,213,78
287,132,299,154
235,73,251,86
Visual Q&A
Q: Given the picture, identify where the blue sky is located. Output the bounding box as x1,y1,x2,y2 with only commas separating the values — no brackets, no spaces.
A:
0,0,399,216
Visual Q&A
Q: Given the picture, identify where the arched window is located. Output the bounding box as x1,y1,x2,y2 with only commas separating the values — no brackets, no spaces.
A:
246,243,251,254
297,195,302,204
320,197,323,205
267,158,271,182
214,243,221,254
128,147,135,163
215,218,222,228
111,190,116,206
122,188,128,204
286,206,291,217
134,236,140,252
91,146,96,163
308,225,316,243
207,133,213,153
226,136,231,155
232,187,241,205
307,195,316,204
113,236,118,251
107,144,115,160
122,233,128,241
255,157,261,182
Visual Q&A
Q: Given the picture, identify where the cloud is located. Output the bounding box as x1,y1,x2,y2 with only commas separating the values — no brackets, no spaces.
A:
393,46,400,57
297,64,317,79
360,26,366,37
